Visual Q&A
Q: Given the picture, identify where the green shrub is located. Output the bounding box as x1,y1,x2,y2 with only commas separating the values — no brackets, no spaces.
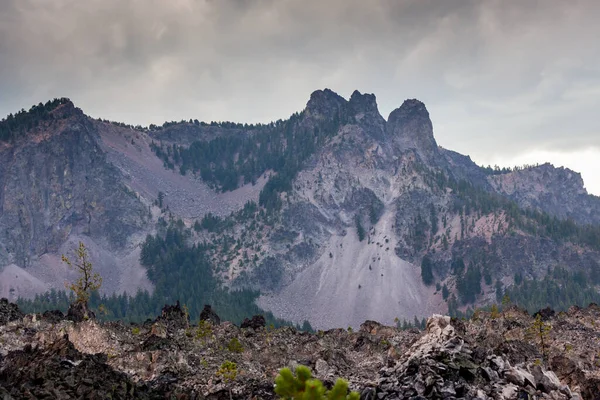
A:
227,337,244,353
274,365,359,400
217,360,238,383
196,320,213,341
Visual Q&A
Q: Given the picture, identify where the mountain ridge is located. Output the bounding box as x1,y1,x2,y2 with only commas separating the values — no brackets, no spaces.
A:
2,89,600,330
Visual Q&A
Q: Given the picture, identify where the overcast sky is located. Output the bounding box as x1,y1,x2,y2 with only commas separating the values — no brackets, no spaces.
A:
1,0,599,194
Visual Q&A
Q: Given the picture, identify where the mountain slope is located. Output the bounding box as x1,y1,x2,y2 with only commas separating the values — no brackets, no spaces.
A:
0,101,152,299
2,90,600,330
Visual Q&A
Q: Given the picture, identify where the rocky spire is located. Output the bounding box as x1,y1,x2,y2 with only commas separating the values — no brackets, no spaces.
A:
348,90,385,138
386,99,439,164
348,90,379,116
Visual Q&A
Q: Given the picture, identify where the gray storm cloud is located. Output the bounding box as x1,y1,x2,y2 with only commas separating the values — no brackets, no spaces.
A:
1,0,599,191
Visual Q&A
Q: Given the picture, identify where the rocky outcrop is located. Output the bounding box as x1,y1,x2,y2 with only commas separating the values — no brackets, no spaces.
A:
0,298,22,325
157,301,189,330
0,334,172,399
441,148,493,190
199,304,221,325
305,88,348,123
67,301,96,323
387,99,439,165
348,90,386,139
240,315,266,330
377,315,574,399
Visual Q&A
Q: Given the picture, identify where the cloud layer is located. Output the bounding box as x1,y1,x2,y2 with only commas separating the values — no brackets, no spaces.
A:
1,0,599,192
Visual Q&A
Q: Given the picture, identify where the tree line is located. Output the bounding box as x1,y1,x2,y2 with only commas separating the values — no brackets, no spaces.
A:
0,98,71,142
19,226,312,330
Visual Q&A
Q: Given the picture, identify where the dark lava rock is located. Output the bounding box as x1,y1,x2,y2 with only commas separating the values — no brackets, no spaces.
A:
67,301,96,322
0,298,23,325
157,301,189,329
0,334,175,399
241,315,266,330
141,334,174,351
199,304,220,325
534,307,556,321
42,309,66,324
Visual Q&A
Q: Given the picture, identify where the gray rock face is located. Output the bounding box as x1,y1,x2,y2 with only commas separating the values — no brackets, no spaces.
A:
441,148,492,190
251,89,600,329
387,99,439,164
199,304,221,325
305,88,348,122
348,90,386,139
488,163,600,225
0,104,149,268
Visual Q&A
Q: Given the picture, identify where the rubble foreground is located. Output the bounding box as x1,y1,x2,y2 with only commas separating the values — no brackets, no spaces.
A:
1,299,600,399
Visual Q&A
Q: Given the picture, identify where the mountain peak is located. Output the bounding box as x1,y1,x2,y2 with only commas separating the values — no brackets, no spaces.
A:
305,88,347,117
50,98,82,119
348,90,385,137
386,99,438,163
349,90,379,115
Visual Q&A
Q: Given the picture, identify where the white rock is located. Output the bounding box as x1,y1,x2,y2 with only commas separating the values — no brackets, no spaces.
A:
315,358,329,376
501,383,518,399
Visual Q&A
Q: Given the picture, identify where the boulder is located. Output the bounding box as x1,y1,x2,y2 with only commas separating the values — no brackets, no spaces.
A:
533,307,556,321
241,315,266,330
66,302,95,322
42,309,65,324
504,367,536,388
532,365,561,393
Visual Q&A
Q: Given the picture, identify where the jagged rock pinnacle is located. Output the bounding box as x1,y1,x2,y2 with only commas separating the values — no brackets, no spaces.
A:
387,99,438,163
349,90,379,116
305,88,347,120
349,90,386,137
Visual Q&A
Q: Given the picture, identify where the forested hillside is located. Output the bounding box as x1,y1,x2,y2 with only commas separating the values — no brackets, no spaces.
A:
4,89,600,329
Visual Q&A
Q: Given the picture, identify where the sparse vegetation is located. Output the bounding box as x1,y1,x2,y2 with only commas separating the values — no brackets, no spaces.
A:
0,98,71,142
227,337,244,353
195,320,213,341
420,255,434,286
490,304,499,319
217,361,238,382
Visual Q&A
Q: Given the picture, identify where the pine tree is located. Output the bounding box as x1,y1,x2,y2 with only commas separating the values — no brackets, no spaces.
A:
62,242,102,305
526,314,551,362
420,255,434,286
355,215,365,242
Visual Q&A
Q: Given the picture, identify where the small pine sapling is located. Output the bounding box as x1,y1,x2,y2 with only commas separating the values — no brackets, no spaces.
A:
217,361,238,400
274,365,359,400
490,304,499,319
526,314,552,362
227,337,244,353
